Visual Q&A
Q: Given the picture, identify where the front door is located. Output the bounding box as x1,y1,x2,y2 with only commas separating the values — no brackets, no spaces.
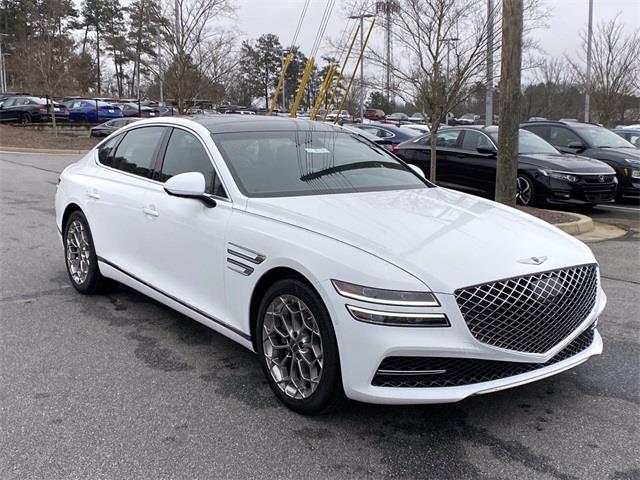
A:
140,127,232,322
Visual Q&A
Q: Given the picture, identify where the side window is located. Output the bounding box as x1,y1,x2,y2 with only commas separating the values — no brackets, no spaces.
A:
97,134,123,167
159,129,226,197
525,125,550,140
461,130,493,151
435,129,462,147
3,97,16,107
377,129,395,139
550,126,581,147
111,127,165,178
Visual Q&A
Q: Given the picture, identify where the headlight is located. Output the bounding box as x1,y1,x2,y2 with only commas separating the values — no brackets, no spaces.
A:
332,280,439,306
538,169,579,182
346,305,450,327
623,158,640,168
623,166,640,179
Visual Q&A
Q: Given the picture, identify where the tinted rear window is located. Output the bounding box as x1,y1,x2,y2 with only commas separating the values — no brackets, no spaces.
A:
213,130,428,197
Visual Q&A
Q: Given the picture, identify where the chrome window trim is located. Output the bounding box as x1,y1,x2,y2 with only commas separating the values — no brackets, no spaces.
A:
93,123,233,204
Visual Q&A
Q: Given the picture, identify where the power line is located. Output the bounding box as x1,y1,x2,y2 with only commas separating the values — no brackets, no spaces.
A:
290,0,311,50
310,0,336,58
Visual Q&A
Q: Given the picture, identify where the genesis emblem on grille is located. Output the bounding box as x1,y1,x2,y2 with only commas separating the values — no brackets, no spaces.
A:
517,256,548,265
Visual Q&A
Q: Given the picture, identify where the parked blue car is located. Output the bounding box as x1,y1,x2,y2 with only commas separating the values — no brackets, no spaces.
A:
66,99,123,123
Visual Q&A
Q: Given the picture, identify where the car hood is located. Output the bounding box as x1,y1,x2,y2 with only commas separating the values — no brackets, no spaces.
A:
589,147,640,160
246,187,596,293
519,153,615,173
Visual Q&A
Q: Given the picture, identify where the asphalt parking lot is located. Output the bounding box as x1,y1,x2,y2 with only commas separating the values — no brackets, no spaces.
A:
1,151,639,480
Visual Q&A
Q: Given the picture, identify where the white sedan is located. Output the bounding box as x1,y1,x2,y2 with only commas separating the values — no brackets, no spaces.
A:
55,116,605,414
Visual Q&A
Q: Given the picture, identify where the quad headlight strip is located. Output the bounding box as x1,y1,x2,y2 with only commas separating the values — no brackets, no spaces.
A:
332,280,448,327
346,306,450,327
332,280,440,307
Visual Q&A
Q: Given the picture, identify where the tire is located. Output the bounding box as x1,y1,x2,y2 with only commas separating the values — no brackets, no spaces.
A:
20,113,32,124
516,174,536,207
256,278,345,415
577,203,597,213
63,211,114,294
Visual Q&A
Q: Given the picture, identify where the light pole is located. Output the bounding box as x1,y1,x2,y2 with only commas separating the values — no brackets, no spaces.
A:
0,33,9,92
281,50,289,112
585,0,593,123
349,13,375,121
442,37,459,126
486,0,494,126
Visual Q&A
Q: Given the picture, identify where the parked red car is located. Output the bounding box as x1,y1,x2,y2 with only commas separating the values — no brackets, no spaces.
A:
364,109,385,121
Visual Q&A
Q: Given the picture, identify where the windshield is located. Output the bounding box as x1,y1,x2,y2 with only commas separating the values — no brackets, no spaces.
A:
213,130,428,197
489,129,559,154
573,124,634,148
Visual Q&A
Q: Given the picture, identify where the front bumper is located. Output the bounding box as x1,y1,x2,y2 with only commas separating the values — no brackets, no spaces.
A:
327,281,606,404
538,175,617,205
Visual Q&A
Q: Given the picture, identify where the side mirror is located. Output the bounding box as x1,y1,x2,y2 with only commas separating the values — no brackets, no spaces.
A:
164,172,216,208
477,146,497,155
408,164,426,178
567,141,586,151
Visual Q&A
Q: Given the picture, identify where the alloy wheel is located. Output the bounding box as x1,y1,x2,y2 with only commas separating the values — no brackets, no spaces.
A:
262,294,324,400
516,176,533,205
66,219,91,285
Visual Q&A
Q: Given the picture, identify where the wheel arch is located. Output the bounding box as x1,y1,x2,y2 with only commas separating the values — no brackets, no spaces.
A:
61,202,83,232
249,266,319,352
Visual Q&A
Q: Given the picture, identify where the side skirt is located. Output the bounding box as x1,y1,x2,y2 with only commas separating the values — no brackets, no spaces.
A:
97,257,254,351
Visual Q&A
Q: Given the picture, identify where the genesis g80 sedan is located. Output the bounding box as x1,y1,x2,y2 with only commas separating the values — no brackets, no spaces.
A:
55,116,606,414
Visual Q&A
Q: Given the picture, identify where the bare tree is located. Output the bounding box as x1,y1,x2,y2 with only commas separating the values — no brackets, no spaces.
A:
154,0,233,111
568,16,640,126
367,0,497,181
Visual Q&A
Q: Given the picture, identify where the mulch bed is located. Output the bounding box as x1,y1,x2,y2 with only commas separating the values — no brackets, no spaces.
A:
0,124,99,151
517,206,578,225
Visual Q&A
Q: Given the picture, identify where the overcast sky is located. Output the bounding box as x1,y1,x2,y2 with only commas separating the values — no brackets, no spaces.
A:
223,0,640,80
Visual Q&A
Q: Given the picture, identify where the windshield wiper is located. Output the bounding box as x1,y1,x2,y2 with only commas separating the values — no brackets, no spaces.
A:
299,161,403,181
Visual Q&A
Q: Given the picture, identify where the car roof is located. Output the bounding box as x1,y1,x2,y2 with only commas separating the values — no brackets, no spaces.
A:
191,115,344,134
520,120,603,128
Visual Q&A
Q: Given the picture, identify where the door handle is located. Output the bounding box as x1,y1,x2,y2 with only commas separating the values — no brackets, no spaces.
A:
86,190,101,199
142,206,159,217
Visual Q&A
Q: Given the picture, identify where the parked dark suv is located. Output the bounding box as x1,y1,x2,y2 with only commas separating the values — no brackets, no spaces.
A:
521,121,640,201
394,126,617,209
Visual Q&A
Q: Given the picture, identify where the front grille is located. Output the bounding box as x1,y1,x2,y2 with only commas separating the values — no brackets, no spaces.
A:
371,328,595,388
454,264,598,354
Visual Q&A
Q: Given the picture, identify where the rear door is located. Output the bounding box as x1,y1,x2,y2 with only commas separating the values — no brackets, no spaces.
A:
85,126,167,279
138,127,232,321
453,129,498,196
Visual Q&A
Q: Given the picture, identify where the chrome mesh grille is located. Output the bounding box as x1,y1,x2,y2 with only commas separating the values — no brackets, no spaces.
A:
454,264,598,354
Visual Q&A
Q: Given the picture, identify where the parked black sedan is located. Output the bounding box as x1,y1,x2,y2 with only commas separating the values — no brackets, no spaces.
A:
0,96,69,123
352,123,419,146
89,117,141,137
394,125,617,209
521,120,640,201
112,102,160,118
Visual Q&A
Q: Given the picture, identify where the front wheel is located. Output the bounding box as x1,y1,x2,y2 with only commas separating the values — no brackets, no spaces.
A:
516,174,536,206
20,113,32,124
257,279,344,415
63,211,113,294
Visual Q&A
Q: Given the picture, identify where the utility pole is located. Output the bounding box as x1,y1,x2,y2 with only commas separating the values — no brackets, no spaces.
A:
584,0,593,123
157,31,164,105
281,50,289,112
0,33,7,92
349,13,375,121
485,0,494,126
495,0,523,207
375,1,399,105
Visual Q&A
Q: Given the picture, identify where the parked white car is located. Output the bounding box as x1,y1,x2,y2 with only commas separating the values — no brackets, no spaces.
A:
55,116,605,414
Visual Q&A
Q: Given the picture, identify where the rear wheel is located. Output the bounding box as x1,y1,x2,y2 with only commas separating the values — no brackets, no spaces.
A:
257,279,344,415
63,211,113,294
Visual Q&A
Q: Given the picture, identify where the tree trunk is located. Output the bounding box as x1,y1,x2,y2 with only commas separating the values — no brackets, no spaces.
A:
49,94,58,137
429,119,440,182
495,0,523,207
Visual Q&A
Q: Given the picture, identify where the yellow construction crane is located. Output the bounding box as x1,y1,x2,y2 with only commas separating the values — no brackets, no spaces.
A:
267,52,294,116
334,17,376,124
289,57,315,117
310,63,336,120
322,22,361,121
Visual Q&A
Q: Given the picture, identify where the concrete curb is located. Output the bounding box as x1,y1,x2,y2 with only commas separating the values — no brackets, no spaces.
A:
0,146,89,155
553,211,594,235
